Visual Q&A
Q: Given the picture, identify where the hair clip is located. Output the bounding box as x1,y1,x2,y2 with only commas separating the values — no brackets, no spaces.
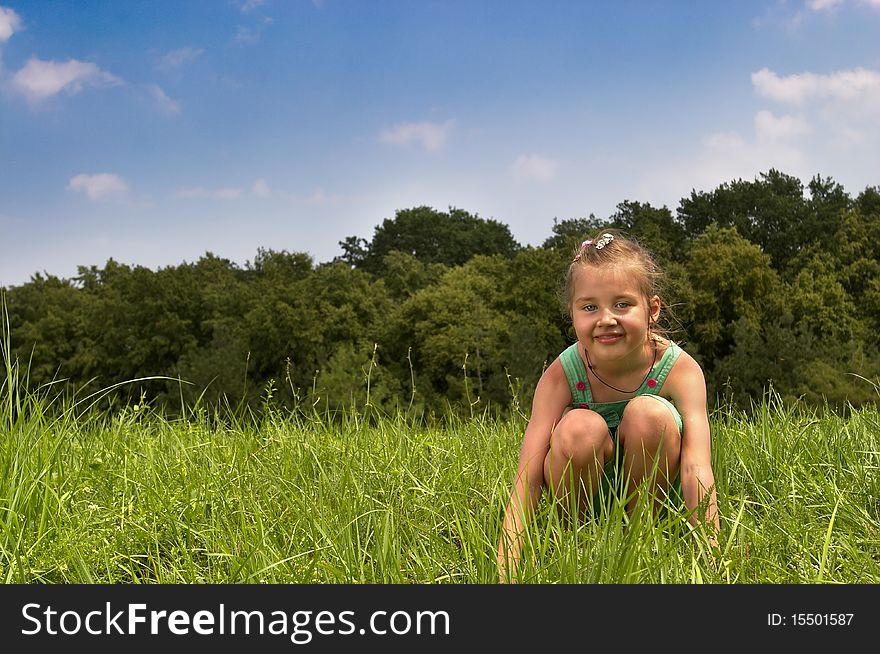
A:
594,233,614,250
572,239,593,262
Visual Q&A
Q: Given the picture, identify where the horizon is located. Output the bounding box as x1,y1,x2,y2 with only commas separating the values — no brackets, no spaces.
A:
2,0,879,287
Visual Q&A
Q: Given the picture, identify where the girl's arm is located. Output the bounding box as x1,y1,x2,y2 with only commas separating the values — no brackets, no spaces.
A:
497,359,569,583
669,354,720,542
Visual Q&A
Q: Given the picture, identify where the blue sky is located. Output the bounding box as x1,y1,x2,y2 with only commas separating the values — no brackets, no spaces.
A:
1,0,878,287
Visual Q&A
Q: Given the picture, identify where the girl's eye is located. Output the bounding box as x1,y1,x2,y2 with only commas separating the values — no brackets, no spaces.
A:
583,305,596,312
615,302,631,309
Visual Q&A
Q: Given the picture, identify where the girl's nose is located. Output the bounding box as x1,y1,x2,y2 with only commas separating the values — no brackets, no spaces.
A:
596,308,617,326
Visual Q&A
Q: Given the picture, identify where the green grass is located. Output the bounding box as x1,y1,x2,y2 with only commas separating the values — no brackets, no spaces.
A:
1,368,878,583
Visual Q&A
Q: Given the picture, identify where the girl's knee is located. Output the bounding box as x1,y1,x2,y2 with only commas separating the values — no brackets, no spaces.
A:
551,409,612,464
619,396,680,450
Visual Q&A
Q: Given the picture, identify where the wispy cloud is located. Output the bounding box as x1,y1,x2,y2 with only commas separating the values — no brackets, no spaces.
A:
252,179,272,198
234,25,259,44
155,46,204,71
175,186,243,200
807,0,880,9
754,110,811,141
67,173,129,201
380,120,455,153
148,84,181,116
12,57,122,103
760,0,880,31
234,16,273,45
0,6,22,43
304,186,339,205
238,0,268,12
510,154,559,184
807,0,844,10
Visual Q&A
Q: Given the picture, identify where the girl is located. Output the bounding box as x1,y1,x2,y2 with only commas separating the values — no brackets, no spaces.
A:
497,230,719,582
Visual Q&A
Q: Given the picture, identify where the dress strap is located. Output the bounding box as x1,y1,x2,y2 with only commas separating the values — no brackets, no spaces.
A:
644,341,681,394
559,342,592,406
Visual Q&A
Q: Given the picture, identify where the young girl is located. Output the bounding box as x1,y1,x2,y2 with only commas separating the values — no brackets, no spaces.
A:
497,230,720,582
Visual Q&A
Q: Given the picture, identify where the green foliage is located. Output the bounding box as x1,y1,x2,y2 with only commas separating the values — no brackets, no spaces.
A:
311,342,402,414
339,206,521,274
541,215,605,253
4,171,879,414
677,169,842,272
376,250,448,301
606,201,687,264
381,257,514,411
5,274,88,383
787,252,859,343
678,225,785,368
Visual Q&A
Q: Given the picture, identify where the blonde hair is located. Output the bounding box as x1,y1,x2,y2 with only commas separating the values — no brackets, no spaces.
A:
563,229,668,340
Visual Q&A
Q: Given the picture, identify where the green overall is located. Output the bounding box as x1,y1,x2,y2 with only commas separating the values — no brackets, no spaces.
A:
558,340,684,510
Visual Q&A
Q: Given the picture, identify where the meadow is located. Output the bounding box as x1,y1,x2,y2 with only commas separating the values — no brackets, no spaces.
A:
2,355,879,585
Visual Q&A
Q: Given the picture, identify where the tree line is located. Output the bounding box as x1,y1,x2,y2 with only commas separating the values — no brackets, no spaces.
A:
4,169,879,417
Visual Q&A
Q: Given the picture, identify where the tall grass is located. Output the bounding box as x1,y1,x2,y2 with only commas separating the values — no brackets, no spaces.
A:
2,311,878,583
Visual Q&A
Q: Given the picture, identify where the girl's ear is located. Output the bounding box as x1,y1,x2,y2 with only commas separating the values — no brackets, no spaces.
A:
649,295,661,322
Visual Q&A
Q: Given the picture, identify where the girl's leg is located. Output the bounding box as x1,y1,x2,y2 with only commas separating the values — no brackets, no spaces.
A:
617,396,681,514
543,409,614,516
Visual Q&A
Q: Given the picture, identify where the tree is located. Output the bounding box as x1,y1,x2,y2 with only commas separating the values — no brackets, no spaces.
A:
677,170,822,271
787,252,860,344
246,248,313,282
678,225,785,388
606,201,687,265
855,185,880,217
241,261,393,407
378,250,448,301
541,215,605,253
6,274,90,387
338,206,520,274
380,256,516,411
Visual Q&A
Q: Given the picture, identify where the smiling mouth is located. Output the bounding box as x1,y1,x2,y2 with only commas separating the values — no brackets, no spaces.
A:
594,334,623,344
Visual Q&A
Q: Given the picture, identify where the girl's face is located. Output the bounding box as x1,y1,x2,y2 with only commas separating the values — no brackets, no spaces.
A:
570,264,660,366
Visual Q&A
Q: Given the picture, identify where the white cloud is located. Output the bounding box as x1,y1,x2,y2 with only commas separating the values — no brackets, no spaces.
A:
702,131,746,150
752,68,816,104
807,0,844,10
0,6,22,42
252,179,271,198
754,110,811,141
67,173,129,201
753,67,880,149
156,46,204,71
510,154,559,184
175,186,243,200
380,120,455,153
759,1,880,31
12,57,122,103
752,67,880,104
234,26,259,44
305,187,339,205
239,0,267,12
806,0,880,11
148,84,180,115
234,16,273,45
